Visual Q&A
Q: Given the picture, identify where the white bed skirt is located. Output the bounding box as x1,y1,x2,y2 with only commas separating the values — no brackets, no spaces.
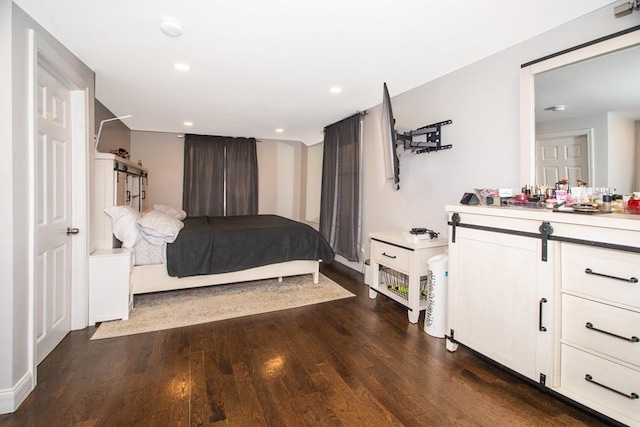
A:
131,260,321,294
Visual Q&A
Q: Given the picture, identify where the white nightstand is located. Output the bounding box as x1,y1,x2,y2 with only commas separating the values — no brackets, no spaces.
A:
89,248,133,325
369,230,447,323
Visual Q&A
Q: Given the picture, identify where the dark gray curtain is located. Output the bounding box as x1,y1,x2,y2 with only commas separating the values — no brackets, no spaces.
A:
225,138,258,216
182,134,258,217
319,114,361,262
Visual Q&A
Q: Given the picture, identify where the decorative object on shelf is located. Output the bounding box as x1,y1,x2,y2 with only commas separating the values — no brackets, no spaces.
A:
110,148,129,159
409,228,440,239
473,188,499,205
628,192,640,214
460,192,479,205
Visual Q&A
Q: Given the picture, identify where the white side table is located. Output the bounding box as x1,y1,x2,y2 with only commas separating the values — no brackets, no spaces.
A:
369,230,447,323
89,248,133,325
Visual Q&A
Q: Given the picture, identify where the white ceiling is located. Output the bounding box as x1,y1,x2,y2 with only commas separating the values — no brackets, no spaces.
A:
15,0,614,145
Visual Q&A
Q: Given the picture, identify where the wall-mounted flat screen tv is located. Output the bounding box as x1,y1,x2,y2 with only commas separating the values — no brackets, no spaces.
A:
381,82,400,190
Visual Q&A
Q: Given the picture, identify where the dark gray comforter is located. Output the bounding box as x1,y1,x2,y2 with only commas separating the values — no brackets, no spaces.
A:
166,215,335,277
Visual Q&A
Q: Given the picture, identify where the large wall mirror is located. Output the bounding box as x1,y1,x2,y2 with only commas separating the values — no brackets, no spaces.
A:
520,27,640,195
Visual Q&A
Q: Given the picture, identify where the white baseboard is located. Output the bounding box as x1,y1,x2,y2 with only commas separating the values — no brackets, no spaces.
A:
0,372,33,414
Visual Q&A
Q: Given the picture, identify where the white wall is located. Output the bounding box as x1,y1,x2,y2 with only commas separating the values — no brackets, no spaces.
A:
608,113,637,195
95,100,131,154
129,131,184,210
276,140,302,220
305,143,323,223
257,139,278,214
2,1,95,413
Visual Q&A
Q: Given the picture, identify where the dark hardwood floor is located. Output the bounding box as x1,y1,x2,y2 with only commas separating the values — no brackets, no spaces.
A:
0,262,616,427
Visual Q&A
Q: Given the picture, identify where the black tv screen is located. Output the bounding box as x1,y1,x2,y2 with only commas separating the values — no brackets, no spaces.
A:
381,82,400,190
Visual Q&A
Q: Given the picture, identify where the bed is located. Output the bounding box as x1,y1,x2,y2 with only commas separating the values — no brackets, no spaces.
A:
105,205,335,295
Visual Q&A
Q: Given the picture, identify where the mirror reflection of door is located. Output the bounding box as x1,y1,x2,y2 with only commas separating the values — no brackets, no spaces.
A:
536,130,590,187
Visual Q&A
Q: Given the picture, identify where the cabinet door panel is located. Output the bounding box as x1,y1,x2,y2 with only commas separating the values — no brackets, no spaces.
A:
450,227,551,381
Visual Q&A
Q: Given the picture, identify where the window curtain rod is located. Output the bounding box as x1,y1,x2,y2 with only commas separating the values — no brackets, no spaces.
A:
324,111,367,132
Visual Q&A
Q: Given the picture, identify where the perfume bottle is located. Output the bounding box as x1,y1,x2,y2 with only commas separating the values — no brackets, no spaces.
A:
628,192,640,214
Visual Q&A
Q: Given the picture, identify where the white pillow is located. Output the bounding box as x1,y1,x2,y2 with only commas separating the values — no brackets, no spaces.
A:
104,205,141,248
153,204,187,220
137,209,184,245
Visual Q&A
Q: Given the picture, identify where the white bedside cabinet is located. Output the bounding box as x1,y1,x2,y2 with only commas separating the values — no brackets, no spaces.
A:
89,248,133,325
369,230,447,323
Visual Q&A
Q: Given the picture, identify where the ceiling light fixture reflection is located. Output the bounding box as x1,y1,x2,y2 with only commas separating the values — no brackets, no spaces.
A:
174,63,191,71
160,18,183,37
543,105,566,112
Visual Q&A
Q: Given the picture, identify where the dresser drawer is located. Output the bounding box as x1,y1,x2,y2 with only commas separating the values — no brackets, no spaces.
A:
561,243,640,308
562,294,640,366
561,344,640,425
371,239,410,273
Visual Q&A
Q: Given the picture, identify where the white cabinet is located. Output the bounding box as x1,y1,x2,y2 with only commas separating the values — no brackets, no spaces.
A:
368,230,447,323
445,211,556,383
445,205,640,426
93,153,148,250
89,248,133,324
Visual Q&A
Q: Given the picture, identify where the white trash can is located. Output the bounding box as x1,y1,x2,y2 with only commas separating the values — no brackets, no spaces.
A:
424,253,448,338
364,259,371,285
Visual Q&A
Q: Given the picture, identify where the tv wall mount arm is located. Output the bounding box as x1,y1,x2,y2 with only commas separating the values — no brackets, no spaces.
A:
396,119,452,154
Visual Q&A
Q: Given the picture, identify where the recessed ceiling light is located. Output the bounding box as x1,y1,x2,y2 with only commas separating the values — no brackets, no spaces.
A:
329,86,342,94
160,18,183,37
183,121,193,126
174,63,191,71
275,128,284,133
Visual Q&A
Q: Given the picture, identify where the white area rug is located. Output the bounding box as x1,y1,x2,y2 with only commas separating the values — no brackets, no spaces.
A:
91,274,354,340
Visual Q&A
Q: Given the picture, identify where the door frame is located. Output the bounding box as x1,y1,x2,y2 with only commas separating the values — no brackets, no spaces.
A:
28,30,90,385
535,128,595,186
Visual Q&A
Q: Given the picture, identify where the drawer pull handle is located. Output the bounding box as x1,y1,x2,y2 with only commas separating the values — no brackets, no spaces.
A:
382,252,397,259
584,268,638,283
538,298,547,332
585,322,639,343
584,374,639,400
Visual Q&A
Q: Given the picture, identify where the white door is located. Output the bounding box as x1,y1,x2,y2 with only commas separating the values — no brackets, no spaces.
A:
36,64,73,364
536,134,589,186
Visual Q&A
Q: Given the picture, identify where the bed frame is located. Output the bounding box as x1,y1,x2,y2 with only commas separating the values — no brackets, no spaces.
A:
131,259,321,294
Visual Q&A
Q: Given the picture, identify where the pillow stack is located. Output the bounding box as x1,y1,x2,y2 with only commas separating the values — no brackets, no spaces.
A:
104,203,187,248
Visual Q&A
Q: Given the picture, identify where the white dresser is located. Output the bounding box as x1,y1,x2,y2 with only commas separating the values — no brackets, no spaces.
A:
445,205,639,426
